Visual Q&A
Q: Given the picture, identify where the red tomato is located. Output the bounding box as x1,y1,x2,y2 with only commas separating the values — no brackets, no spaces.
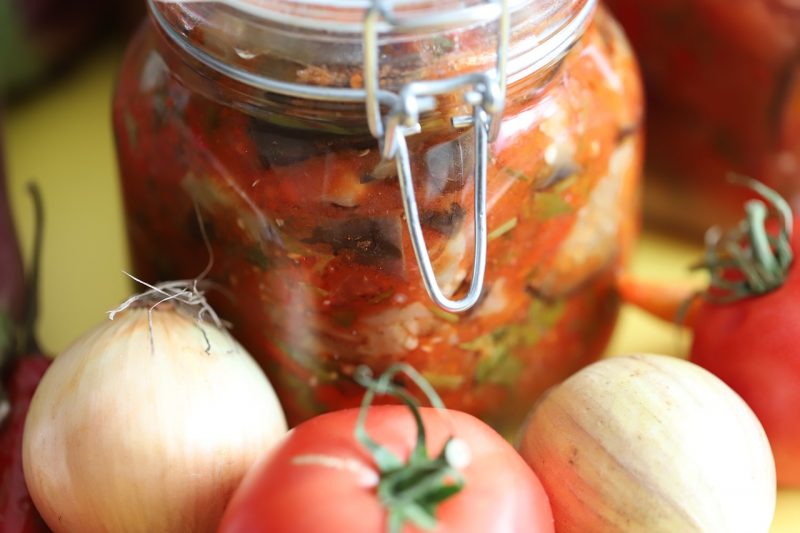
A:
0,355,51,532
219,406,553,533
690,224,800,487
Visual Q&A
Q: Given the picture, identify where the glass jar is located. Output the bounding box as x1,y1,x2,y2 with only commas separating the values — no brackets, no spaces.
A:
605,0,800,234
112,0,642,431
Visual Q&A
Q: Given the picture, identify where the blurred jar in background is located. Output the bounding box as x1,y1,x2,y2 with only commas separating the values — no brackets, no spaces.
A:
605,0,800,233
0,0,144,97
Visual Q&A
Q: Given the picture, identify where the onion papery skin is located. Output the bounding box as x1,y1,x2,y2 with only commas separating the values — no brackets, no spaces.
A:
22,305,287,533
518,354,776,533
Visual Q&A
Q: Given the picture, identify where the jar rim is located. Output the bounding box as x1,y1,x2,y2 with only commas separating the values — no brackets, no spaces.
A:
169,0,532,33
149,0,595,98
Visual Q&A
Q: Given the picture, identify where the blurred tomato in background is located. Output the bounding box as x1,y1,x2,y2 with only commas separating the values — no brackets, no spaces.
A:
604,0,800,234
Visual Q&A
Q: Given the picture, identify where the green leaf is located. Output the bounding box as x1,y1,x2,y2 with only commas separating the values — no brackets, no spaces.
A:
488,217,518,241
387,511,405,533
475,347,524,387
534,192,574,219
273,339,336,382
402,503,438,530
432,35,455,55
461,298,566,386
430,307,460,324
421,484,462,508
270,365,324,416
503,167,530,181
297,281,330,298
370,289,395,304
421,372,465,390
331,309,356,328
372,448,405,474
458,333,494,353
243,245,270,270
528,298,565,325
520,299,566,345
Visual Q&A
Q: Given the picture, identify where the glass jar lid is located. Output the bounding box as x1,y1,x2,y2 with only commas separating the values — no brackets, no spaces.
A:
152,0,593,93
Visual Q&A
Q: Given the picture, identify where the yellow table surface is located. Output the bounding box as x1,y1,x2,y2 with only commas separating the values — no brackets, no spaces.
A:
3,44,799,531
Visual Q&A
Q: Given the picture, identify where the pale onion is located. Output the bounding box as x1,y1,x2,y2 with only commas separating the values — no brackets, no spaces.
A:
518,354,776,533
22,303,287,533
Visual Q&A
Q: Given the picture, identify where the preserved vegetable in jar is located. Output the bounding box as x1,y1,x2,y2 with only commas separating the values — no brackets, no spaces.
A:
605,0,800,233
112,0,643,431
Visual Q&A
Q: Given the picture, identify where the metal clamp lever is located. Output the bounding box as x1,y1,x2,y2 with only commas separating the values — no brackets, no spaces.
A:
363,0,510,313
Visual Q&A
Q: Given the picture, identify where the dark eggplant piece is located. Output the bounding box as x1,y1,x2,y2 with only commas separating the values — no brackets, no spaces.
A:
303,217,403,265
421,203,466,237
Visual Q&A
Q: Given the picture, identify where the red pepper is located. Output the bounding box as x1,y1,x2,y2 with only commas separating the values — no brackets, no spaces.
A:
0,355,51,533
0,135,50,529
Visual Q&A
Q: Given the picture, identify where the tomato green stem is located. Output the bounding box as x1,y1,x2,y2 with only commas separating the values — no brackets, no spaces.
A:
354,364,467,533
698,176,793,302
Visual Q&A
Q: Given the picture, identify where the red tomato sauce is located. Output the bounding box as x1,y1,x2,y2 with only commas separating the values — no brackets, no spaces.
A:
113,7,642,430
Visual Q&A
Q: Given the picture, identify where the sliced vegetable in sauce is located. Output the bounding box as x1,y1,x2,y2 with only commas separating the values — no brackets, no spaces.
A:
429,306,460,324
488,217,518,241
463,298,567,386
303,217,404,264
533,192,574,220
421,371,466,390
421,203,467,237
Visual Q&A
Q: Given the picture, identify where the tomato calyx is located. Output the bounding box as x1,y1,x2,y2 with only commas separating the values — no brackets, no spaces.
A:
696,176,794,303
354,364,469,533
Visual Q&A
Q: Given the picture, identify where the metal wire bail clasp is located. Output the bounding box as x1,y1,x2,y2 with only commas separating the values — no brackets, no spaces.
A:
363,0,510,313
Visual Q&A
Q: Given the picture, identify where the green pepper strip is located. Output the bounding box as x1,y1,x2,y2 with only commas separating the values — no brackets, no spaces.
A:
696,176,794,302
353,364,466,533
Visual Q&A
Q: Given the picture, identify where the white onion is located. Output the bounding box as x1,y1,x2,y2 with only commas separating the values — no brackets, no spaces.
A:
518,354,776,533
23,303,287,533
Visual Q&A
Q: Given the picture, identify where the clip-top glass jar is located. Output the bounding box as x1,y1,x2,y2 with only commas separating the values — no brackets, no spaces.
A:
112,0,642,431
605,0,800,234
